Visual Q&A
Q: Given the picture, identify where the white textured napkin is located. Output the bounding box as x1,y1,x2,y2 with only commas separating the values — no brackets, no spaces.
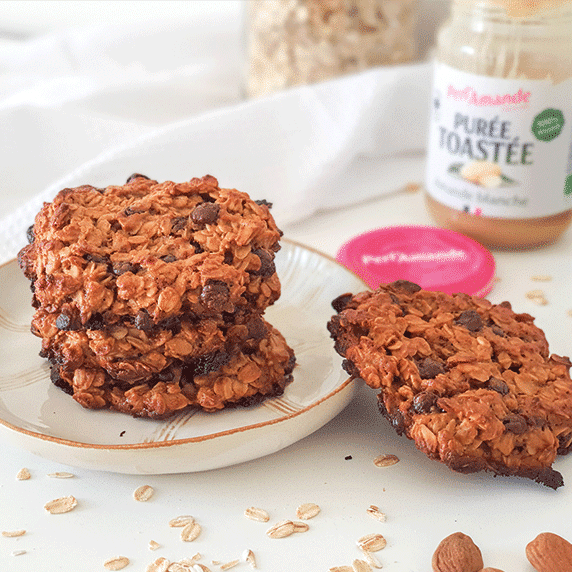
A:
0,10,431,265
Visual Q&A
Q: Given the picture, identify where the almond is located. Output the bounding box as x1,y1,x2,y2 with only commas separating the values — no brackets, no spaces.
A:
526,532,572,572
432,532,484,572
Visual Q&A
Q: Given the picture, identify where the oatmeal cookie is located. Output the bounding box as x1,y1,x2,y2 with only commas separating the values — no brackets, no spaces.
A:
49,321,295,419
34,310,270,384
328,280,572,488
19,174,282,326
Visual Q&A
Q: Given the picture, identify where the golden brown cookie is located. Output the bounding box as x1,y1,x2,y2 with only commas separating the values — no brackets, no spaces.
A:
49,321,295,419
328,280,572,488
19,174,282,327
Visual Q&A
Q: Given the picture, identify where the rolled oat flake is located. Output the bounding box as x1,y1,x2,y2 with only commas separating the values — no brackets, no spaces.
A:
425,0,572,248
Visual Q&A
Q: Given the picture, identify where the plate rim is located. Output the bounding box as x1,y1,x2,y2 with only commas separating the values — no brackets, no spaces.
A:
0,238,367,452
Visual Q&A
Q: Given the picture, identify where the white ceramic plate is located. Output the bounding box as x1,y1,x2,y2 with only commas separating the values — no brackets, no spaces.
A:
0,239,365,474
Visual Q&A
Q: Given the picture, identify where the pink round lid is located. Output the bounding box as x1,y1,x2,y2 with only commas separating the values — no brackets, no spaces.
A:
336,225,496,297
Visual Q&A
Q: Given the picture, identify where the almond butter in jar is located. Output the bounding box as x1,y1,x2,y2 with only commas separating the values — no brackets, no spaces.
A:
425,0,572,249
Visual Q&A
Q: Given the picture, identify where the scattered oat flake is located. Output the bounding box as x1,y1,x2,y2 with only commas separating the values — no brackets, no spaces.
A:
296,502,321,520
373,454,399,468
568,309,572,317
148,540,160,551
357,533,387,552
292,521,310,533
169,515,194,527
405,182,421,193
531,275,552,281
329,567,353,572
134,485,154,502
366,505,387,522
12,550,26,557
352,559,373,572
191,565,211,572
180,521,201,542
16,468,30,480
48,471,75,478
146,557,170,572
242,549,256,569
44,495,77,514
525,289,548,305
220,560,239,570
244,506,270,522
104,556,130,570
266,519,295,539
362,551,383,569
2,530,26,537
168,563,191,572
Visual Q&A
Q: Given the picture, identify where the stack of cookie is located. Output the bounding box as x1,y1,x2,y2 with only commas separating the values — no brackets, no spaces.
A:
19,175,295,418
328,280,572,488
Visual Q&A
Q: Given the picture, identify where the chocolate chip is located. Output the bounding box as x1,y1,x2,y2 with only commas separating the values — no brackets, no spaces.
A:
126,173,150,183
50,366,73,395
390,409,406,436
56,312,80,331
416,357,446,379
191,202,220,225
170,216,188,232
157,315,181,335
83,253,109,266
187,351,230,377
112,261,140,276
200,280,230,312
488,377,509,395
390,280,421,294
455,310,483,332
255,199,273,209
412,391,439,414
331,293,353,313
190,240,204,254
251,249,275,277
134,309,154,332
156,369,175,382
123,206,145,216
85,312,105,330
389,293,401,305
160,255,177,263
26,225,35,244
499,301,512,309
223,251,233,265
246,316,268,340
503,413,528,434
491,325,505,337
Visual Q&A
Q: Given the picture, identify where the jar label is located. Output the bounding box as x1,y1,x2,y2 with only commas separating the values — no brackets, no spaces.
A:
426,62,572,219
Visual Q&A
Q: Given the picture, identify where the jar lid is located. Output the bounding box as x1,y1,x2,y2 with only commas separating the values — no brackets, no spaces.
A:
336,225,496,297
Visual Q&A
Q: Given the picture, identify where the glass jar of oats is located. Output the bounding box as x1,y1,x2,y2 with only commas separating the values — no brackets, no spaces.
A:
425,0,572,248
245,0,418,98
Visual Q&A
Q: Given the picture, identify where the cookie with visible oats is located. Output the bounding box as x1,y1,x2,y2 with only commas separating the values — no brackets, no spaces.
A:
19,175,295,418
328,280,572,488
48,320,295,418
19,174,282,327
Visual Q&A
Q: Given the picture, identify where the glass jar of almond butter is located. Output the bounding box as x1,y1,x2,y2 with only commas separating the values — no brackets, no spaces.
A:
425,0,572,248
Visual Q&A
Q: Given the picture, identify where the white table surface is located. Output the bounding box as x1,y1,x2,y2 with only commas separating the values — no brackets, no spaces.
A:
1,150,572,571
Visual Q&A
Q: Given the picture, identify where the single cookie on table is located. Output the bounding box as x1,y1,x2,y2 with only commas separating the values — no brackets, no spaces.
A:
328,280,572,489
48,320,295,419
18,174,282,328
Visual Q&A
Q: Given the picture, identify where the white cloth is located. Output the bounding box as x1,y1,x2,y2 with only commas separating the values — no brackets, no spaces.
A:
0,6,431,264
